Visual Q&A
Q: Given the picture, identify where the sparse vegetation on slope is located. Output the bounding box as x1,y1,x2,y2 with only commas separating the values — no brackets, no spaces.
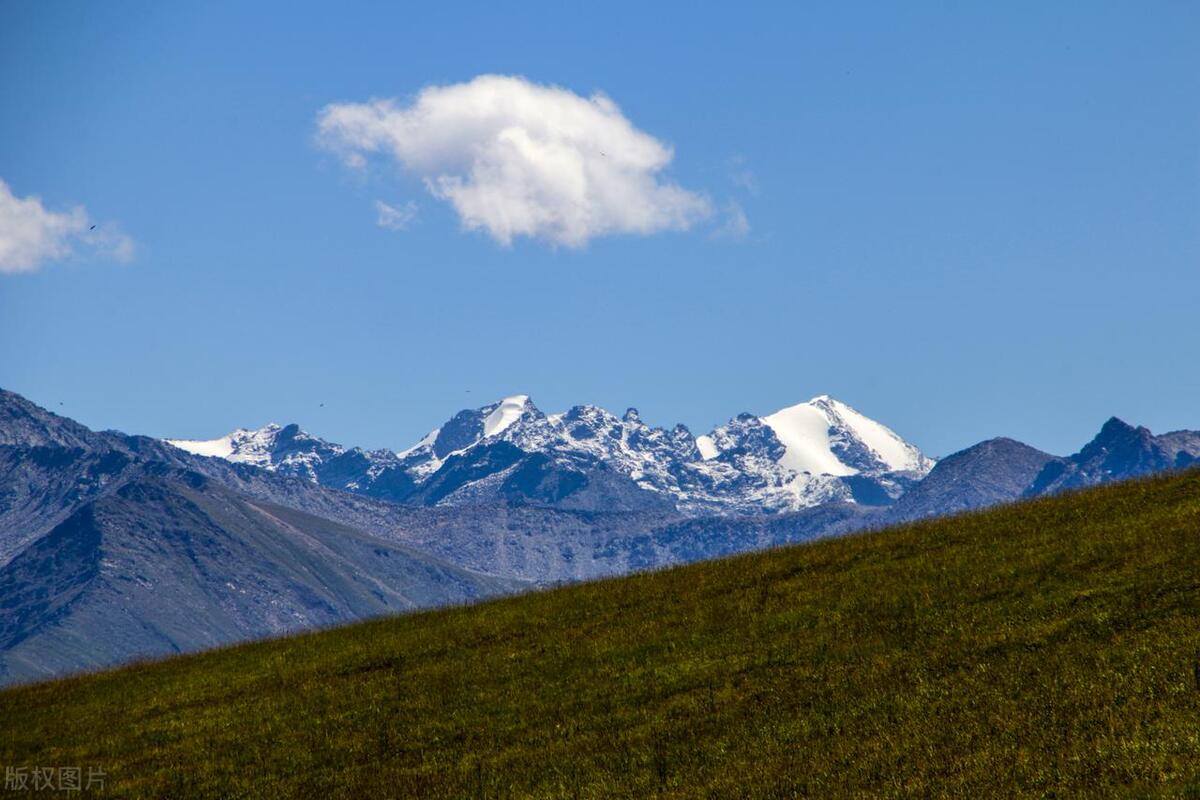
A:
4,471,1200,798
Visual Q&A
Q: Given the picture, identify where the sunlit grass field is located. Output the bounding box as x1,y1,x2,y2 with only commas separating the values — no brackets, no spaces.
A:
4,470,1200,798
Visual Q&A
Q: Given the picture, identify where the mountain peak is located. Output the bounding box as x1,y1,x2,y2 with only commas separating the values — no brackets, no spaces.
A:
166,422,325,466
1029,416,1171,497
758,396,931,478
1082,417,1155,457
1097,416,1138,437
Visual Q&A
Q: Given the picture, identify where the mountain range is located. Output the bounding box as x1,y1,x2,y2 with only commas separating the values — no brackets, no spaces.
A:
167,394,935,515
2,386,1198,684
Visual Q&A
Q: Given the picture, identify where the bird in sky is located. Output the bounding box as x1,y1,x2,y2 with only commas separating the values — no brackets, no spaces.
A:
89,225,96,231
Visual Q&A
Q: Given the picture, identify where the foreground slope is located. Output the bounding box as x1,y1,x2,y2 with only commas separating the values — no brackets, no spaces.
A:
4,470,1200,797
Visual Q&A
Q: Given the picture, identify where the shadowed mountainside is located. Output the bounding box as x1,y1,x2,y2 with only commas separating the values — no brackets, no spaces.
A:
0,471,519,685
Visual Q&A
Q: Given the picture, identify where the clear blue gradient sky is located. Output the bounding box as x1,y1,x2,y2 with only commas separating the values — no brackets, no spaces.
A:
1,1,1197,458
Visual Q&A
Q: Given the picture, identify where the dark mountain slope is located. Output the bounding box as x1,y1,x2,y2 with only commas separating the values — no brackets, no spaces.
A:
0,389,101,450
0,471,518,685
1027,417,1194,495
886,437,1060,521
0,442,141,565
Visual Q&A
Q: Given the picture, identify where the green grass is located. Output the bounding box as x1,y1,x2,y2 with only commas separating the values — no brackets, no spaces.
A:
4,472,1200,798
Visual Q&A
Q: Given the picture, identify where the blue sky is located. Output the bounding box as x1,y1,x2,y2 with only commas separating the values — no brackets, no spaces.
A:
1,1,1197,458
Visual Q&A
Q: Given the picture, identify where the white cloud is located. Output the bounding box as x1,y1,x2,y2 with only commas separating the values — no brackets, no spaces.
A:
317,75,712,248
375,199,418,231
0,179,134,274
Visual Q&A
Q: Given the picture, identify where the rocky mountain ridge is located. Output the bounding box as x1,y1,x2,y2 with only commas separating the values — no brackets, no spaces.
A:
170,393,936,515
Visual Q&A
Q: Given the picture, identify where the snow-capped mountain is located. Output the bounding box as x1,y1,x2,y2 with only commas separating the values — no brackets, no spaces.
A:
761,395,931,476
165,394,936,515
168,423,416,501
169,424,330,473
686,396,934,513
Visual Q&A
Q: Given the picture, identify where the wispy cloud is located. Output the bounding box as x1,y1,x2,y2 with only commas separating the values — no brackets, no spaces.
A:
317,75,713,248
729,156,759,197
375,200,418,231
712,201,751,241
0,178,134,274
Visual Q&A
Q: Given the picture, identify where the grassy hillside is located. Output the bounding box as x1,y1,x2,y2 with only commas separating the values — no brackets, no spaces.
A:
4,471,1200,798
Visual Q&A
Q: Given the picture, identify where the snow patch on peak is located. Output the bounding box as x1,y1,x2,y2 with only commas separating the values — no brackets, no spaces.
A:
761,401,857,477
166,423,344,477
167,433,238,459
483,395,530,438
167,424,284,464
